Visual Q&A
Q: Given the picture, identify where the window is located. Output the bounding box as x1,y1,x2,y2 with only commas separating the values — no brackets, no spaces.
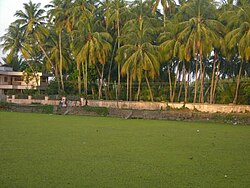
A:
4,77,8,82
14,77,22,81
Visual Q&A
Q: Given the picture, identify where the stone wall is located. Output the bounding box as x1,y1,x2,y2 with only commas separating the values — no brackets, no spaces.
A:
88,100,250,113
5,95,250,114
7,95,60,106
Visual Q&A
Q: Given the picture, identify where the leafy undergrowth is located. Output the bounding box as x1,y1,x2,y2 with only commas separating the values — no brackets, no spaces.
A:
82,105,109,116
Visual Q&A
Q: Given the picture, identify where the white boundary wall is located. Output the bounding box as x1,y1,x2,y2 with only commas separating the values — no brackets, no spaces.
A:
6,95,250,114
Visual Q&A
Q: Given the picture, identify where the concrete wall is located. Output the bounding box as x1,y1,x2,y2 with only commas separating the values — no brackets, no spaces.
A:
5,96,250,114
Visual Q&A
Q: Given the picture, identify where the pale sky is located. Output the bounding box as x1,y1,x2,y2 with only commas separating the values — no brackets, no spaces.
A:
0,0,50,63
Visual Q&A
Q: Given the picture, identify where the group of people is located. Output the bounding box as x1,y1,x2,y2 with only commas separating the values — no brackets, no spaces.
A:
59,97,87,108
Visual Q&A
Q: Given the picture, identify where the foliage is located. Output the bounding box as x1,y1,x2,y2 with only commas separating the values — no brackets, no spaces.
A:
82,105,109,116
39,105,54,114
0,101,11,110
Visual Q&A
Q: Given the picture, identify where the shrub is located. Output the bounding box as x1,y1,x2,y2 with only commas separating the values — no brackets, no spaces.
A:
40,105,54,114
82,106,108,116
0,101,11,110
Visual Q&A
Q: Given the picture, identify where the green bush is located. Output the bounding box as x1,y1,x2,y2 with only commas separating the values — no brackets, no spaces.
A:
0,101,11,110
40,105,54,114
82,106,108,116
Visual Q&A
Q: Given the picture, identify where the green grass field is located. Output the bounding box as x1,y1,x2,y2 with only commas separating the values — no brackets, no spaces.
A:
0,112,250,187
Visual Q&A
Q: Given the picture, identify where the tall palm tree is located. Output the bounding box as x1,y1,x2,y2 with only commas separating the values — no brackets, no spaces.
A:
72,5,112,98
152,0,176,28
102,0,129,99
158,21,183,102
13,1,55,81
1,22,41,73
222,0,250,104
0,23,23,64
177,0,225,103
46,0,73,92
117,15,160,101
64,0,96,95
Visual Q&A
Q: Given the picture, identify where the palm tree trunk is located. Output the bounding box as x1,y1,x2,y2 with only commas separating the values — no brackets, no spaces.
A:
136,79,141,101
98,64,105,100
145,71,153,102
59,31,64,91
77,63,81,95
187,62,191,102
117,18,121,100
107,38,118,92
37,42,61,92
83,61,88,98
193,56,199,103
199,48,204,103
129,74,133,101
178,62,187,102
127,71,129,101
172,61,180,102
54,65,61,93
212,60,220,103
177,81,183,102
183,62,188,103
233,61,243,104
167,64,173,102
210,51,217,104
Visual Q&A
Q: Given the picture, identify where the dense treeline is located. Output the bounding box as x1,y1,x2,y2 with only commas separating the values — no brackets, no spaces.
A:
1,0,249,104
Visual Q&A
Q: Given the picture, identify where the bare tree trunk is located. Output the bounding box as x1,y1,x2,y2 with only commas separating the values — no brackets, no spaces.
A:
183,62,188,103
129,74,133,101
136,79,141,101
145,71,154,102
167,64,173,102
107,38,118,92
84,61,88,98
199,47,204,103
210,51,218,104
37,42,61,92
54,65,61,93
177,81,183,102
178,62,187,102
193,56,199,103
187,62,191,102
117,18,121,100
212,60,220,103
59,31,64,91
98,64,105,99
77,63,81,95
172,61,180,102
233,61,243,104
126,71,129,101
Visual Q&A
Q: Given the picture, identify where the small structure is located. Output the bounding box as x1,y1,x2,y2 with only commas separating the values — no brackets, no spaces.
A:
0,64,48,95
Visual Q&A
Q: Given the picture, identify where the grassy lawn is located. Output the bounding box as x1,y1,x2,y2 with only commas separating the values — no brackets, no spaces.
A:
0,112,250,188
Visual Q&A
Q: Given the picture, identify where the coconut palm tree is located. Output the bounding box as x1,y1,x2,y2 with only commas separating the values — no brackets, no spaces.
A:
117,14,160,101
222,0,250,104
13,1,56,82
102,0,129,99
46,0,73,92
152,0,176,28
158,21,183,102
177,0,225,103
0,23,24,64
71,4,112,98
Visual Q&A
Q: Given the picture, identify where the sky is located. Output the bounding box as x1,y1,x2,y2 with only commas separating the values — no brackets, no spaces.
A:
0,0,50,63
